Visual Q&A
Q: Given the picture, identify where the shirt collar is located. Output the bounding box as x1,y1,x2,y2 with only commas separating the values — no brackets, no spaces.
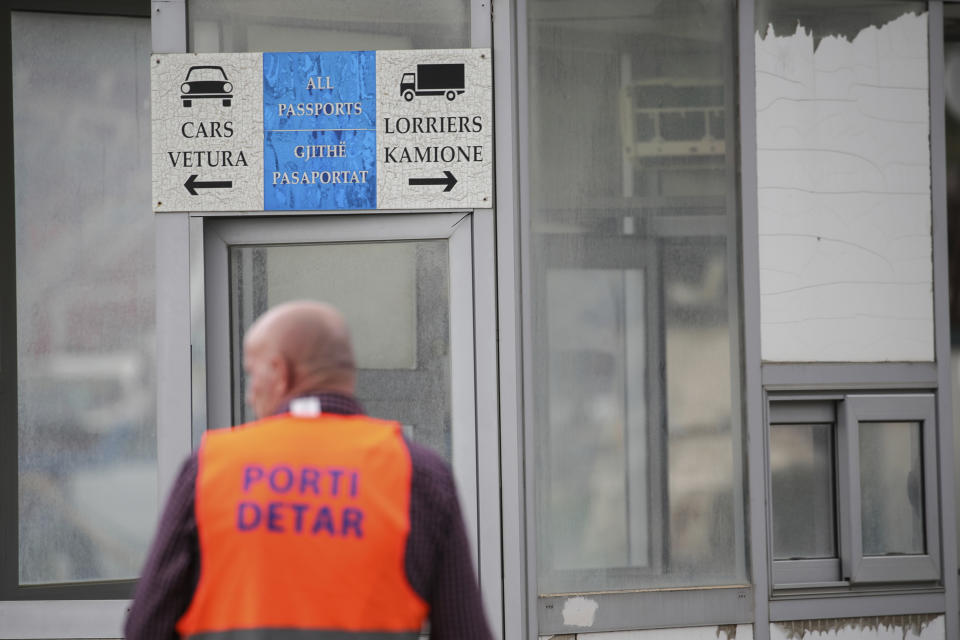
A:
275,392,365,417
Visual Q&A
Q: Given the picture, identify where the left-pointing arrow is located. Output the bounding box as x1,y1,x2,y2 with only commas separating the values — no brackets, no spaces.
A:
184,174,232,195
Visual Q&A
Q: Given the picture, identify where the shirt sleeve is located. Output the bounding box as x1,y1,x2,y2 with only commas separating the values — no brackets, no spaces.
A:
429,482,495,640
124,455,200,640
405,442,494,640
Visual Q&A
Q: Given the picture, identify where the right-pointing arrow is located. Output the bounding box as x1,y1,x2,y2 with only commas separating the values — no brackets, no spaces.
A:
409,170,457,192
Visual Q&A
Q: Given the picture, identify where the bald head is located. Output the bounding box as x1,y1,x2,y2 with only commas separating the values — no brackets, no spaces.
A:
243,301,357,418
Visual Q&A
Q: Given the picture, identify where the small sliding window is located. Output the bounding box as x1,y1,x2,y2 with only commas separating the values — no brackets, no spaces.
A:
768,394,940,589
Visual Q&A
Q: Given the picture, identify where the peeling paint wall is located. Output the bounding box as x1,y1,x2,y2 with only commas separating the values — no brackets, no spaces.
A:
770,614,944,640
755,12,933,362
540,624,753,640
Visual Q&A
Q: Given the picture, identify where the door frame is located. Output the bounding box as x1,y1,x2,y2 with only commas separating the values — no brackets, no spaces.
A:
189,210,502,627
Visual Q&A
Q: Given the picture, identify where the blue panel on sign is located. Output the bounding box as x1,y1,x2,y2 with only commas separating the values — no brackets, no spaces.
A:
263,51,376,210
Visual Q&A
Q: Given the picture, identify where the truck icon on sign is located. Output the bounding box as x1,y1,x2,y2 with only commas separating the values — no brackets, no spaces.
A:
181,65,233,107
400,63,465,101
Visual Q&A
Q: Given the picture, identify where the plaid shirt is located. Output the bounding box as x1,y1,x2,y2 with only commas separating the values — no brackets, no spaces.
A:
124,393,492,640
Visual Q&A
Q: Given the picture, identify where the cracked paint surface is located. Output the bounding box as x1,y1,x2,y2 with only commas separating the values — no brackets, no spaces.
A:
152,52,264,212
755,12,933,362
771,614,943,640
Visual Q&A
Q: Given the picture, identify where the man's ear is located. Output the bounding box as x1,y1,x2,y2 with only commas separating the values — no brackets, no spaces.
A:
271,355,294,396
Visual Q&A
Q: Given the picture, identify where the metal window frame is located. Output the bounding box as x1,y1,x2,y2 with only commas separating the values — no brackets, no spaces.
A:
517,0,755,634
0,0,151,608
767,393,942,589
198,213,485,562
844,394,941,584
0,2,153,637
754,3,960,638
767,398,842,587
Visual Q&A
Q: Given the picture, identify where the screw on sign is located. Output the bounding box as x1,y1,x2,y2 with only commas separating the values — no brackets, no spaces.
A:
181,65,234,108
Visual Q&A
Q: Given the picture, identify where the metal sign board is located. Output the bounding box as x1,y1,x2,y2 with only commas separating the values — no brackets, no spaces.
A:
152,49,492,212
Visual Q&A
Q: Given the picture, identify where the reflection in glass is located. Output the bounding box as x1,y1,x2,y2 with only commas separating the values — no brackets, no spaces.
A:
188,0,470,52
229,241,452,460
859,421,925,556
544,269,645,571
770,424,836,560
529,0,743,591
14,12,156,584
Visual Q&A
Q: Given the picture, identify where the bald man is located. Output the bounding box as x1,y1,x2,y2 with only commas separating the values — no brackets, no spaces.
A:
125,301,493,640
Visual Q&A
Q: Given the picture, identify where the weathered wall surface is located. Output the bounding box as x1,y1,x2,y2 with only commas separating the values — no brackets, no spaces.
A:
539,615,944,640
755,12,933,362
771,614,944,640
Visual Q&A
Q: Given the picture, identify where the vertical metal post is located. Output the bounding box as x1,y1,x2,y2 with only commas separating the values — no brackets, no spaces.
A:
929,3,959,638
493,0,530,637
739,0,770,637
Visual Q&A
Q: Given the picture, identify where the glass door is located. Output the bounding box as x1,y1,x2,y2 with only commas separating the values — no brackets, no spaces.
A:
199,211,485,548
196,212,501,631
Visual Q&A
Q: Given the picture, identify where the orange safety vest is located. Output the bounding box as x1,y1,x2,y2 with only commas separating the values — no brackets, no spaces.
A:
176,413,429,640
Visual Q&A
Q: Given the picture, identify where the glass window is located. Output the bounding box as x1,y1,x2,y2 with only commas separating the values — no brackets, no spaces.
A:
188,0,471,53
12,12,155,586
527,0,744,592
859,421,925,557
768,394,940,587
228,241,452,460
771,423,836,560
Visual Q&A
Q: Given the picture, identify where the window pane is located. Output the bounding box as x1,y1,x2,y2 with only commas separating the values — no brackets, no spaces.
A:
859,421,924,556
14,12,156,584
770,424,836,560
755,0,932,362
229,241,452,460
188,0,470,53
529,0,744,591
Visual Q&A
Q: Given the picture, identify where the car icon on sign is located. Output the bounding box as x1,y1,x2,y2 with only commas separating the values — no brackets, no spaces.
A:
181,65,233,107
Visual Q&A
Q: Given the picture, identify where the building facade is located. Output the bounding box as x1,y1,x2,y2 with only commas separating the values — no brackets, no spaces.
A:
2,1,960,639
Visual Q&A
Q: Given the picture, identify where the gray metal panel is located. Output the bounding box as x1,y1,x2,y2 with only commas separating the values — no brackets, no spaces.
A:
836,398,854,583
472,209,503,637
768,399,836,425
491,0,527,636
771,559,841,587
191,209,473,218
202,221,231,432
471,0,491,48
769,591,946,622
763,363,939,389
156,212,194,501
151,0,185,53
448,215,481,560
739,0,770,638
537,586,752,634
928,5,960,640
207,214,470,245
514,0,539,636
190,216,207,446
0,599,131,639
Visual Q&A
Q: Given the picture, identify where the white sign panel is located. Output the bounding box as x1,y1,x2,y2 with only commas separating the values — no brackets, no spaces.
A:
376,50,492,209
152,53,263,212
151,49,492,212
